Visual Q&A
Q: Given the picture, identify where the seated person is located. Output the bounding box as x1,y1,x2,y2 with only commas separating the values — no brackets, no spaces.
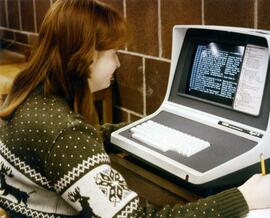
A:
0,0,269,217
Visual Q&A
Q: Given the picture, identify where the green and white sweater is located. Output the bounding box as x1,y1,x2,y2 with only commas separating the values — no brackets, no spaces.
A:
0,89,248,218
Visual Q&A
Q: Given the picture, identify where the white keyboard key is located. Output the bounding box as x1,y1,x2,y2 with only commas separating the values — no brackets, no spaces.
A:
131,132,170,152
130,120,210,157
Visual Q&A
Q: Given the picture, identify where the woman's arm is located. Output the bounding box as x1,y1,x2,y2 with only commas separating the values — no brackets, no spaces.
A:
43,120,256,218
138,188,248,217
97,122,128,145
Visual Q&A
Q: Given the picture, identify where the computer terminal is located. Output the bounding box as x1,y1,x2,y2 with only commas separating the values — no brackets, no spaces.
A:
111,25,270,188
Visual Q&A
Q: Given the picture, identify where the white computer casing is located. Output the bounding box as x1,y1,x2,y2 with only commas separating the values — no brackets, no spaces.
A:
111,25,270,185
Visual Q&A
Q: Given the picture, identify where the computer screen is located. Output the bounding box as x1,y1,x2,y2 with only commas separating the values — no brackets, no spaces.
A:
181,41,268,116
186,42,244,106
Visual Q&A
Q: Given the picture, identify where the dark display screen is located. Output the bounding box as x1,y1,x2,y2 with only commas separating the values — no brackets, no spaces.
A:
186,42,245,106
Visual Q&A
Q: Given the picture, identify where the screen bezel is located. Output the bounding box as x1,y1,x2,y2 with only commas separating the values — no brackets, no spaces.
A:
168,28,270,130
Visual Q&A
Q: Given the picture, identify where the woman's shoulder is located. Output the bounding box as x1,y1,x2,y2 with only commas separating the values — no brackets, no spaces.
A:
13,89,86,134
25,89,71,113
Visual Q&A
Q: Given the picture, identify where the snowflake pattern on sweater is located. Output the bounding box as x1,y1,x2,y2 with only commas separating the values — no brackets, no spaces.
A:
0,89,249,217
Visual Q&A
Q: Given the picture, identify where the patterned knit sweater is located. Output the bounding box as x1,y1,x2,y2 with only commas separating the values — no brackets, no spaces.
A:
0,89,249,218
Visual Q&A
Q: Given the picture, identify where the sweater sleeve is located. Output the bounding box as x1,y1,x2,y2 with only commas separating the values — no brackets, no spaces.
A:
44,120,249,218
136,188,248,218
97,122,128,146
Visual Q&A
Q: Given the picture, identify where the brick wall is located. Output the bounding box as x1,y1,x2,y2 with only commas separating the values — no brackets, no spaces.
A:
1,0,270,123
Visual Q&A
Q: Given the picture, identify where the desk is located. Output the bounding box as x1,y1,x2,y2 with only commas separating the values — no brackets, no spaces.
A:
109,150,270,216
109,151,200,207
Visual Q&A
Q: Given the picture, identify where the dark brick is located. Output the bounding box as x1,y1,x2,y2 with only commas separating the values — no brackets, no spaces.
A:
21,0,35,32
258,0,270,30
205,0,254,28
7,0,20,29
130,113,142,122
113,53,144,114
113,107,129,123
161,0,202,59
35,0,51,32
145,59,170,114
126,0,159,56
3,30,15,40
0,0,7,27
15,32,28,44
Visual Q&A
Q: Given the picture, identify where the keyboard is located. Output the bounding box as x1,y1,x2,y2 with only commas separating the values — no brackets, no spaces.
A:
130,120,210,157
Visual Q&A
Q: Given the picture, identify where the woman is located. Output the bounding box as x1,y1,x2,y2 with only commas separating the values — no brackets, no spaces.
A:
0,0,269,217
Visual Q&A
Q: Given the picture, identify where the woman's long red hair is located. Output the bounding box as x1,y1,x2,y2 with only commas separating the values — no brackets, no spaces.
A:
0,0,128,124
